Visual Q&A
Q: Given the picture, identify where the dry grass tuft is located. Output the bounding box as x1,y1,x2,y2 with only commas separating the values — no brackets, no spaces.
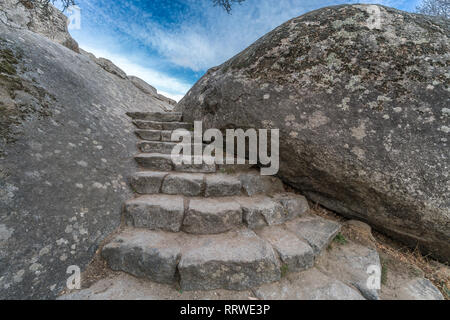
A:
302,192,449,300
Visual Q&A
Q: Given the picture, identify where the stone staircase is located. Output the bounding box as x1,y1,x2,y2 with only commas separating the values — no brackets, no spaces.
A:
100,111,342,292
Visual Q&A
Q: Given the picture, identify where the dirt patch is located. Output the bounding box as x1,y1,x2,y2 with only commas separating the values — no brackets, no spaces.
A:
59,224,125,296
374,231,450,300
307,197,449,299
285,180,449,299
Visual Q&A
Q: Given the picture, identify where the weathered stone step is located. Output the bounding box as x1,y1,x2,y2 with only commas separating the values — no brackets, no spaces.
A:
124,193,310,234
124,195,185,232
137,141,207,154
237,194,309,229
101,214,340,291
134,153,258,174
285,216,341,254
131,169,285,197
133,120,193,131
135,129,194,142
134,153,217,173
182,198,243,234
101,228,281,291
127,111,182,122
256,226,314,273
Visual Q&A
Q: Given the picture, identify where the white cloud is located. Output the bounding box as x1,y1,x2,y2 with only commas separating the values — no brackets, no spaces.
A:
135,0,418,71
72,0,420,100
80,45,191,102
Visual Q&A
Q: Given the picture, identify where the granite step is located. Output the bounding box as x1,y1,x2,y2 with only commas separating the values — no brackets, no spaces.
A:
101,228,281,291
124,193,310,234
130,169,285,197
127,112,182,122
182,198,243,234
134,153,216,173
124,195,185,232
101,214,341,291
135,129,195,142
134,153,257,173
285,215,341,255
133,120,193,131
137,141,207,154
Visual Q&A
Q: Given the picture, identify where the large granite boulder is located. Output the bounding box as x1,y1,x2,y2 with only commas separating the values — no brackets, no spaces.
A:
0,2,174,298
178,5,450,262
0,0,79,52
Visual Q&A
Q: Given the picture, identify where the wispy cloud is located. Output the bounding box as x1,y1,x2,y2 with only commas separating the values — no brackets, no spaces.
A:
80,45,191,101
70,0,420,100
104,0,419,72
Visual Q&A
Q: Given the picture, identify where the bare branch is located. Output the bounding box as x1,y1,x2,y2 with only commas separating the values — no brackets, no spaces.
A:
212,0,246,14
21,0,76,12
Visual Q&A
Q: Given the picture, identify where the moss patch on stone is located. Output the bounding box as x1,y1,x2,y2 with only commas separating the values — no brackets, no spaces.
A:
0,48,19,75
0,42,54,155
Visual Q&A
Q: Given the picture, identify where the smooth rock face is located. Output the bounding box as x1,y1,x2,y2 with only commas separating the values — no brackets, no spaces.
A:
127,111,182,122
124,195,185,232
178,229,281,291
128,76,158,96
397,278,444,300
95,57,127,79
101,230,182,284
286,216,341,254
182,198,242,234
0,0,79,51
0,1,174,299
178,4,450,261
254,268,365,300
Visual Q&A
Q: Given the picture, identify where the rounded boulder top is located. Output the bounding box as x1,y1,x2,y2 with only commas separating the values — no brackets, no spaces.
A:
178,4,450,262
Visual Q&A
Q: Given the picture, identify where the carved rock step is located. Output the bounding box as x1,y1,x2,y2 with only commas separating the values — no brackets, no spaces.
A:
101,228,281,291
124,193,310,234
137,141,207,154
101,214,339,291
133,120,193,131
182,198,243,234
256,226,314,273
134,153,256,173
134,153,216,173
124,195,185,232
286,216,341,254
127,112,183,122
130,169,283,197
135,130,200,142
135,130,179,142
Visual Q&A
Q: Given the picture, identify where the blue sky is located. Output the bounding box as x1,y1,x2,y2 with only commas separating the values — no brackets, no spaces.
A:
63,0,421,101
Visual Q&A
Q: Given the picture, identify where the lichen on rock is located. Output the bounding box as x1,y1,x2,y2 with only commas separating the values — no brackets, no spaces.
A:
178,4,450,262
